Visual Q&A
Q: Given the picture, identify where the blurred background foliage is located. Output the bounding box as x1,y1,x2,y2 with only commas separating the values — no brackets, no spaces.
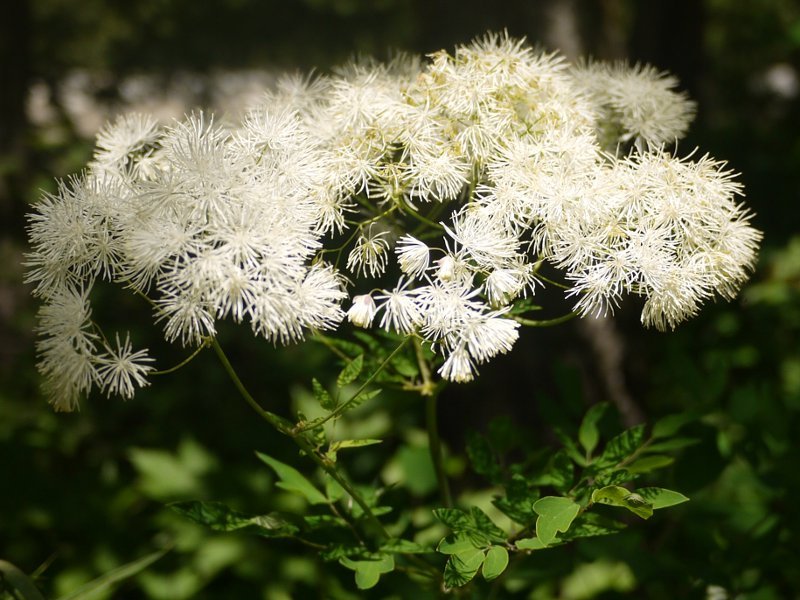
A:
1,0,799,598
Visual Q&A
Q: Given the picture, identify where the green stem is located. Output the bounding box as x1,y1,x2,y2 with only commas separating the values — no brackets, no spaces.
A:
537,274,571,290
211,339,393,541
401,204,445,231
152,338,211,375
414,338,453,508
513,312,578,327
426,392,453,508
294,337,410,433
211,340,293,434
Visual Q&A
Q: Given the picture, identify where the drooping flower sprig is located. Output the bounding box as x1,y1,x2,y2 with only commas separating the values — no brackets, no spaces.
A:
26,32,761,410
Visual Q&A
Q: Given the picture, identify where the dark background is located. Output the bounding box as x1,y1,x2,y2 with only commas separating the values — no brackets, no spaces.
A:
1,1,799,598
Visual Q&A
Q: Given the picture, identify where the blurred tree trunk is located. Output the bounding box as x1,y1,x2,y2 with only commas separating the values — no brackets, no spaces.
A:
0,0,32,235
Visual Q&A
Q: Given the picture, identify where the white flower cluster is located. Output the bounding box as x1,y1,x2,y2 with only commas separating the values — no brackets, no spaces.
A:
28,32,761,408
27,110,348,410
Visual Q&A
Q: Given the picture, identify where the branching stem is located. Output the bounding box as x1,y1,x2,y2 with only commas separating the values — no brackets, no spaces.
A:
152,338,211,375
294,337,410,433
210,339,393,542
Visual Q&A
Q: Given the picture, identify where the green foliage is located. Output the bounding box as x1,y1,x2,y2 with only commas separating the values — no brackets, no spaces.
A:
338,555,394,590
533,497,581,545
256,452,329,505
169,501,300,538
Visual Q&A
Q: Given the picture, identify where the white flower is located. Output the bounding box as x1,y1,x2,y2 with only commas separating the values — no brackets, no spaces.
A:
157,289,217,347
434,252,473,284
34,286,99,412
347,228,390,278
96,333,155,399
570,61,697,149
461,313,520,363
25,32,763,403
38,336,97,412
91,112,161,176
376,282,422,334
485,268,527,306
395,235,430,278
347,294,377,328
438,343,475,383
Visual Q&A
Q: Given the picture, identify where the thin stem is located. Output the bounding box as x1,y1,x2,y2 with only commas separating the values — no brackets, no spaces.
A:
513,311,578,327
426,393,453,508
311,331,351,361
210,339,393,542
152,338,211,375
294,337,410,433
211,339,293,434
401,204,445,231
537,274,571,290
414,338,453,508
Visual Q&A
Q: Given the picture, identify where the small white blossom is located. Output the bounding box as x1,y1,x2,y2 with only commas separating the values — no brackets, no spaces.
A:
395,235,430,278
95,333,155,399
376,282,422,334
347,228,390,278
485,268,527,306
461,313,520,363
347,294,377,328
571,61,697,150
438,343,475,383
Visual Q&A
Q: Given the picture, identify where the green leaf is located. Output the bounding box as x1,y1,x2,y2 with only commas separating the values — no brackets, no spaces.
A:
432,507,505,545
515,537,550,550
643,437,699,453
327,438,382,461
596,424,646,468
389,352,418,377
530,450,574,492
325,475,346,503
466,432,500,480
312,378,336,411
579,402,609,457
432,508,472,530
554,428,588,467
637,487,690,509
560,512,625,540
591,486,653,519
625,455,674,474
437,533,480,555
313,335,363,359
0,560,46,600
594,469,636,487
303,514,346,529
321,544,365,561
443,548,485,588
494,495,537,526
337,354,364,387
469,507,506,544
256,452,328,505
56,548,168,600
349,388,381,409
381,539,432,554
481,546,509,581
532,496,580,545
170,500,299,537
651,413,694,439
339,554,394,590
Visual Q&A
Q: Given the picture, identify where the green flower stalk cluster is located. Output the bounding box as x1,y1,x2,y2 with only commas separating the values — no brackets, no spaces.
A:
26,32,761,410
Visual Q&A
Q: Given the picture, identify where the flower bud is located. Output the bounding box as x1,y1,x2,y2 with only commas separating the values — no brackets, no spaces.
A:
347,294,377,328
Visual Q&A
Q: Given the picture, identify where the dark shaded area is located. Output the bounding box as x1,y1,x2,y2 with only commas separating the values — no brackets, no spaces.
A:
1,0,799,598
